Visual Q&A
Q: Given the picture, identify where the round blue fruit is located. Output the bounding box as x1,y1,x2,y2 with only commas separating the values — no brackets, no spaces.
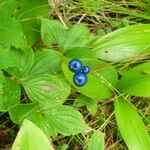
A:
73,73,88,87
68,59,82,73
81,66,90,74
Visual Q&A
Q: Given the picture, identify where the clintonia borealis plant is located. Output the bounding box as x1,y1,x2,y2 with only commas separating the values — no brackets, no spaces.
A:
0,1,150,149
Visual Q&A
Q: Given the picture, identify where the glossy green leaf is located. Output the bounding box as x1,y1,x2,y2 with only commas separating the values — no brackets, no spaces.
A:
93,24,150,62
88,131,105,150
75,95,98,116
0,78,21,111
117,62,150,97
29,49,62,76
9,104,88,136
41,19,66,49
12,119,54,150
62,58,113,100
22,74,70,104
115,98,150,150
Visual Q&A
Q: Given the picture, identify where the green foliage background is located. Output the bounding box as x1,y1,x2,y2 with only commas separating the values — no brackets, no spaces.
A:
0,0,150,149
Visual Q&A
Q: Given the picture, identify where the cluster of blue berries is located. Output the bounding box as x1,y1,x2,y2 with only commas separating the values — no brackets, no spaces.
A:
68,59,90,87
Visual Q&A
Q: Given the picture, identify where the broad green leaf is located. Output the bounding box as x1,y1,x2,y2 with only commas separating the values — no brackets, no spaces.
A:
64,24,91,51
0,45,16,69
9,104,88,136
75,95,98,116
95,65,118,87
16,0,50,45
93,24,150,62
0,78,21,111
22,74,70,104
29,49,62,76
0,0,17,16
0,46,34,75
117,62,150,97
12,119,54,150
0,7,27,48
115,98,150,150
80,58,118,86
41,19,66,49
65,47,95,58
62,58,113,100
88,131,105,150
9,104,37,124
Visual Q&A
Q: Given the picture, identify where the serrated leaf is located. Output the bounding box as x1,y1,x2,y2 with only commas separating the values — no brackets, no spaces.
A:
88,131,105,150
93,24,150,62
117,62,150,97
41,19,66,49
29,49,62,76
0,78,21,111
22,74,70,104
12,119,54,150
115,98,150,150
75,95,98,116
62,58,113,100
9,104,88,136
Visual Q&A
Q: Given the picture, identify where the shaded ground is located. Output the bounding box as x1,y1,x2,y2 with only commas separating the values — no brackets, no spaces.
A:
0,113,18,150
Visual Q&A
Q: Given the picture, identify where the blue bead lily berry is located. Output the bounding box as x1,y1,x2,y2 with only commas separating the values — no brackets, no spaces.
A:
68,58,90,87
68,59,82,73
73,73,87,87
81,66,90,74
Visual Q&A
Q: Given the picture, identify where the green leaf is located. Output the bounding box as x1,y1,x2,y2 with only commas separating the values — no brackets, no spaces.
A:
95,65,118,87
0,78,21,111
22,74,70,104
62,58,113,100
41,19,66,49
9,104,88,136
117,62,150,97
75,95,98,116
115,98,150,150
65,47,95,58
16,0,50,45
0,8,27,48
64,24,91,51
0,0,17,16
93,24,150,62
80,58,118,86
12,119,54,150
9,103,37,124
0,45,16,69
29,49,62,76
88,131,105,150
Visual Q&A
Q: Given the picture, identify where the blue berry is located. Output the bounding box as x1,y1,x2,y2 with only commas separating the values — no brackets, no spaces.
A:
68,59,82,73
81,66,90,74
73,73,87,87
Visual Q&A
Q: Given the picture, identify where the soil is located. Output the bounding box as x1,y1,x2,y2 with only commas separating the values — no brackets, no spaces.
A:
0,113,18,150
